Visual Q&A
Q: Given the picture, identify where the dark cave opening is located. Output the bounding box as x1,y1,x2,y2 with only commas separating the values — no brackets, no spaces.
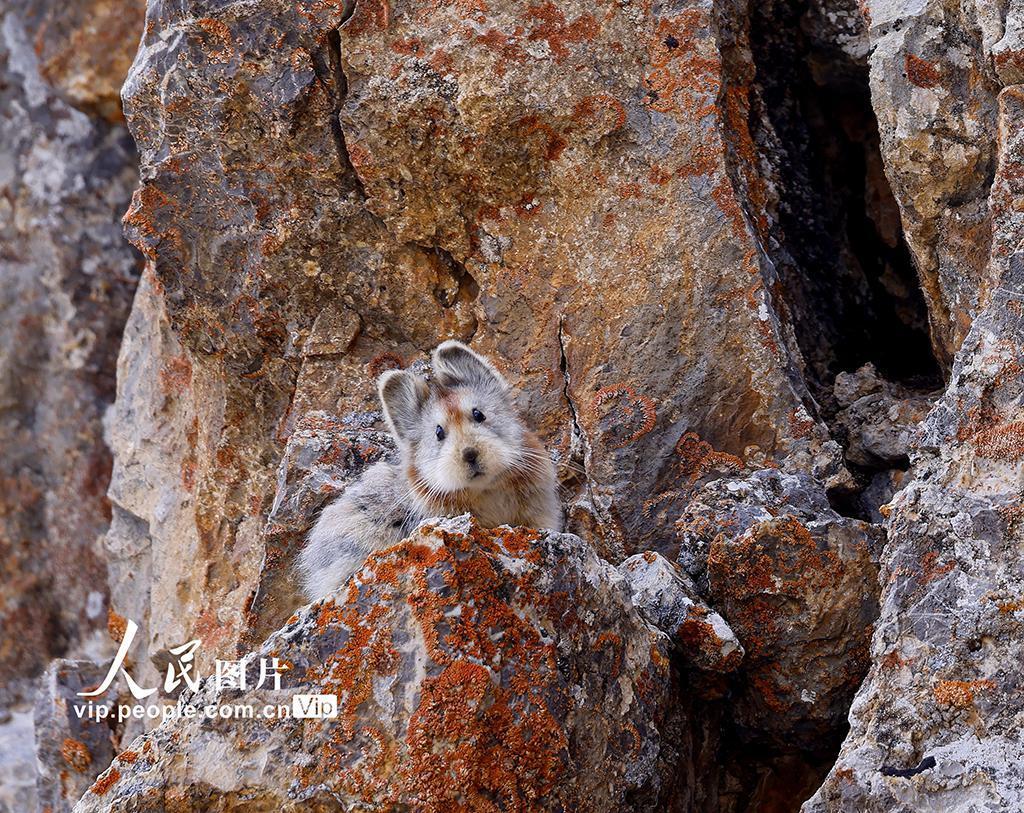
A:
748,0,943,413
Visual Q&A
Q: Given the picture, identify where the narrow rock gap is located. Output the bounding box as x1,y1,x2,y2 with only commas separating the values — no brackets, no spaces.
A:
324,10,366,198
747,0,943,407
557,319,602,536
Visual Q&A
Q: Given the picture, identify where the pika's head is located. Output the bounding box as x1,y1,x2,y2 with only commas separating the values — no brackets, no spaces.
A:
378,341,526,496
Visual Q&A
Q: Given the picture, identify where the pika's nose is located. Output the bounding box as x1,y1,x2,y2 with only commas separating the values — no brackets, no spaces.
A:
462,448,479,465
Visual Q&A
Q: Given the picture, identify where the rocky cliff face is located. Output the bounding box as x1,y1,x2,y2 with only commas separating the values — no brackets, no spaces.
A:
1,0,1021,811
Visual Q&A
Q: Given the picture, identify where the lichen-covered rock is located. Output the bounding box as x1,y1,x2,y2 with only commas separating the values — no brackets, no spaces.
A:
678,469,884,750
34,660,121,813
0,0,141,704
73,518,688,812
620,551,743,673
805,83,1024,813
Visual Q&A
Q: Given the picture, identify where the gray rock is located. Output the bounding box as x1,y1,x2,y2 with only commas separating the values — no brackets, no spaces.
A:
620,551,744,673
34,660,119,813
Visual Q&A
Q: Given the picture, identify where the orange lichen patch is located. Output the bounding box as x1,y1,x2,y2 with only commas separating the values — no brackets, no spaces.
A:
116,750,139,765
159,355,193,396
570,93,627,132
879,650,905,671
526,2,599,62
476,28,527,76
107,609,127,643
367,352,404,379
616,181,643,199
193,607,234,651
997,598,1024,614
835,766,855,783
643,10,720,121
905,54,942,88
516,115,567,161
390,36,423,55
594,631,624,678
749,671,789,714
89,767,120,796
919,551,954,585
591,384,657,449
345,0,390,36
675,614,737,669
708,516,841,652
672,432,744,488
788,408,815,440
403,660,568,809
295,521,622,808
195,17,231,45
995,49,1024,81
61,738,92,773
972,420,1024,461
722,81,769,237
934,679,995,708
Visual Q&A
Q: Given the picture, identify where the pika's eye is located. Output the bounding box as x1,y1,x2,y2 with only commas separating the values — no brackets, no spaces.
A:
435,425,446,442
471,408,486,423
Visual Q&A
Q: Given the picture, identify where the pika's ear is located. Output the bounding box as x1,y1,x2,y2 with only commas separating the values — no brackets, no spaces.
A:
432,340,508,391
378,370,428,442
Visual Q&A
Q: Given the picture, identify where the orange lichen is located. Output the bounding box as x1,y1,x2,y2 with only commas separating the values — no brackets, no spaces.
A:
591,384,657,449
368,352,405,379
106,610,127,644
905,54,942,88
89,767,120,796
880,650,908,670
61,738,92,773
934,679,994,708
516,115,566,161
292,520,644,810
570,93,627,131
997,598,1024,614
346,0,390,35
973,421,1024,461
475,28,527,77
919,551,954,585
672,432,744,487
526,2,599,62
159,355,193,396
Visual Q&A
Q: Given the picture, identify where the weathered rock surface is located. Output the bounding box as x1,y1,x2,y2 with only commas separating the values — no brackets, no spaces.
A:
74,518,688,812
864,0,1000,367
833,363,936,469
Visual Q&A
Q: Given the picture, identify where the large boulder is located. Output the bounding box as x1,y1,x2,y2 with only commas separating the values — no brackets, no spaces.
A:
678,469,884,750
73,518,689,812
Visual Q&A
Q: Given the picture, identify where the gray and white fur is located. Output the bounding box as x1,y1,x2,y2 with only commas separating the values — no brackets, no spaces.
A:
298,341,562,602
